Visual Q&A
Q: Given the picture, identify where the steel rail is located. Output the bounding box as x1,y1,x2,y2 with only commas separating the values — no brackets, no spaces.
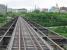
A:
20,17,26,50
0,18,17,42
22,17,53,50
23,20,44,50
31,21,67,39
20,17,38,50
33,25,64,50
19,19,21,50
7,17,19,50
28,21,65,50
6,16,64,50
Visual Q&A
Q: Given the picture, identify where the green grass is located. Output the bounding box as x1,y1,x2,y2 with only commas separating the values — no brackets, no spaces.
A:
0,17,6,27
0,15,9,27
48,26,67,38
25,12,67,37
64,46,67,50
25,12,67,27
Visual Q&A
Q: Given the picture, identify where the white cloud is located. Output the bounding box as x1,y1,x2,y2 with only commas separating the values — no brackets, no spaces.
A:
7,0,34,9
0,0,67,9
0,0,7,5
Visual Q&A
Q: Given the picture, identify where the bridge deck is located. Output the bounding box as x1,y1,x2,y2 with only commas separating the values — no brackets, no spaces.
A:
7,17,54,50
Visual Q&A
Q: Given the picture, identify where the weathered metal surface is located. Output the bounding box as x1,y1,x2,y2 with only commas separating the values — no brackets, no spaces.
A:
0,16,66,50
7,17,52,50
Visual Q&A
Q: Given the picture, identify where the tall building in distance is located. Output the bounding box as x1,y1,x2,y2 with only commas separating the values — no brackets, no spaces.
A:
0,4,7,14
17,8,27,13
49,4,59,12
60,7,67,13
41,8,48,12
7,8,27,13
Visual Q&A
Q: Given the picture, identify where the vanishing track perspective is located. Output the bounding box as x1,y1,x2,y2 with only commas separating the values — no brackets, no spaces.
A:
24,17,67,50
0,17,66,50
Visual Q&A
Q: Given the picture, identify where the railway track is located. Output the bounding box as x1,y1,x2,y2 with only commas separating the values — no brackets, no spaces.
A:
24,17,67,50
0,17,18,50
21,17,52,50
0,16,66,50
7,17,53,50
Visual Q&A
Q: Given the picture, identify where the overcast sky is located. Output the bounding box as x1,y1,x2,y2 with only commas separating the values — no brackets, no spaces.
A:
0,0,67,10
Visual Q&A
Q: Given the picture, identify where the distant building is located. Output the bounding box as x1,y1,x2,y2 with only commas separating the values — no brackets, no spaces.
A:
7,8,27,13
0,4,7,14
12,9,18,12
17,8,27,13
60,7,67,13
7,8,18,12
41,8,48,12
49,4,59,12
7,8,12,12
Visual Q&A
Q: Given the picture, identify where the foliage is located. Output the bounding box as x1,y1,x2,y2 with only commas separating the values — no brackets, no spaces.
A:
25,10,67,37
49,26,67,37
0,14,6,27
25,12,67,27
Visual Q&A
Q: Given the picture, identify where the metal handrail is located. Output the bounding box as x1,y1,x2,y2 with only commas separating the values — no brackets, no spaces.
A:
0,18,17,42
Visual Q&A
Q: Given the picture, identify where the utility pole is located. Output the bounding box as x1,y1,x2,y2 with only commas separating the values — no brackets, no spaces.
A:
5,3,7,24
55,0,60,13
